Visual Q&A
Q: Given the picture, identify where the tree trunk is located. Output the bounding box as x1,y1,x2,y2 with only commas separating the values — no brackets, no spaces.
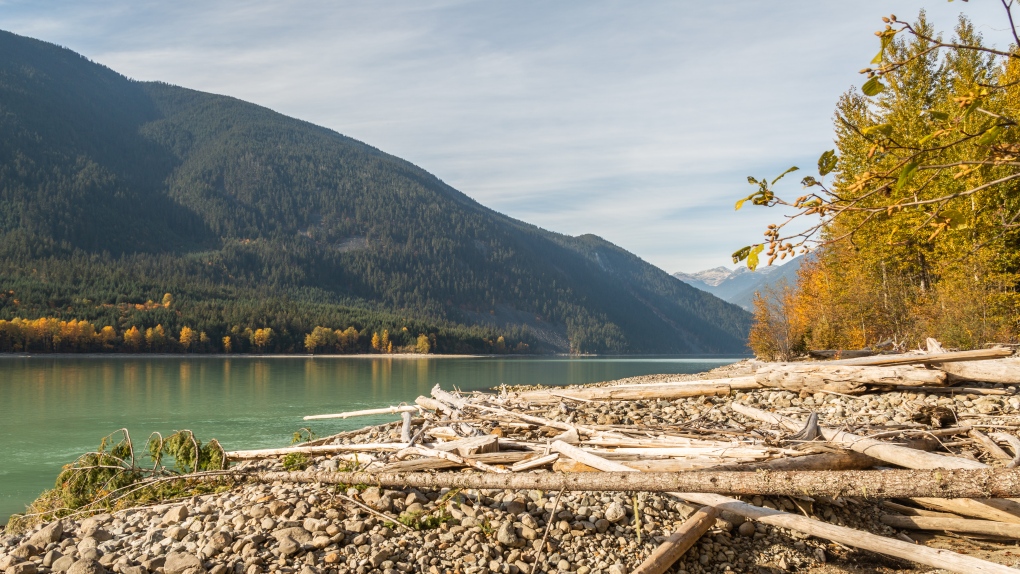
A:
755,364,946,394
303,405,418,421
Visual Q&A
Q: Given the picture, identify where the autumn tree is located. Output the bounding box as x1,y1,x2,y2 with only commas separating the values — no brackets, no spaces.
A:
252,328,274,352
738,8,1020,351
179,326,196,351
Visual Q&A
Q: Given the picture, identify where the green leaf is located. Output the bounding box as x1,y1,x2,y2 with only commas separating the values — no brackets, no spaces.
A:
801,176,819,188
735,194,755,211
817,150,838,176
862,123,892,137
771,166,800,186
862,77,886,97
925,110,949,121
731,246,751,264
747,176,759,185
895,161,919,192
975,125,999,145
917,131,942,145
746,245,765,271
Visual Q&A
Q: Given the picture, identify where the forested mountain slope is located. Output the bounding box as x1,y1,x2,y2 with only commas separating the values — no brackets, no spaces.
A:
0,30,751,354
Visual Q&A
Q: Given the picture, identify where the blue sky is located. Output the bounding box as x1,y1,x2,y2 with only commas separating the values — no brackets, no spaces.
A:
2,1,1013,272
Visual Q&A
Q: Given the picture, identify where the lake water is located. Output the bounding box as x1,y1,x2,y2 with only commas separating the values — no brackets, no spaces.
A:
0,355,740,522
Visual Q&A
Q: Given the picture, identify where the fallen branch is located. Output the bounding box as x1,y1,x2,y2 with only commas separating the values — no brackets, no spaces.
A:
755,364,946,394
547,441,1018,574
731,402,1020,524
303,405,419,421
631,506,720,574
225,443,409,460
828,347,1013,367
515,376,761,403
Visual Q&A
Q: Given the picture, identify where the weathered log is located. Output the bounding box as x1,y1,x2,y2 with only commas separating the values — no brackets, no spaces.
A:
546,442,1017,574
249,466,1020,499
396,446,509,474
809,349,877,359
225,442,409,460
881,514,1020,538
414,396,454,415
511,453,559,472
631,506,720,574
755,364,946,394
828,347,1013,367
731,402,1020,524
991,432,1020,468
882,501,961,518
711,450,879,472
926,338,1020,383
515,376,761,403
400,411,412,443
303,405,418,421
431,434,499,457
971,429,1013,461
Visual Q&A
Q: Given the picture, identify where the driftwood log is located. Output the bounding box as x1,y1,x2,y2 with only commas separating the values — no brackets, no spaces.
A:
731,402,1020,524
755,364,946,394
515,376,761,403
303,405,419,421
926,338,1020,383
829,347,1013,367
250,466,1020,500
881,514,1020,538
546,441,1017,574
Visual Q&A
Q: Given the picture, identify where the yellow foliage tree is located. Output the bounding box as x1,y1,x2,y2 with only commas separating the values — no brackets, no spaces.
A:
123,326,144,352
415,334,431,354
179,326,195,351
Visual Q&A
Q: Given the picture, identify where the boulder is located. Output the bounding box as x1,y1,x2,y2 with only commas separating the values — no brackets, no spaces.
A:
28,522,63,547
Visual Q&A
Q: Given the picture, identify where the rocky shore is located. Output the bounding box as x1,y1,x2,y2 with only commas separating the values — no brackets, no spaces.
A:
4,360,1020,574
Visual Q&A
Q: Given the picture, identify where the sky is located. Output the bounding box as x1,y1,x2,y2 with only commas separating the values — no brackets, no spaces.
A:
2,1,1015,273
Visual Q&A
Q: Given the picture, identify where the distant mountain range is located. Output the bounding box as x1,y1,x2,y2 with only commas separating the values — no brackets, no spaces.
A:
0,29,752,355
674,258,803,311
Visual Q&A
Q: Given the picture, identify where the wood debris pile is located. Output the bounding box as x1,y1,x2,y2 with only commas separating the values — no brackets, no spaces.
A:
223,341,1020,574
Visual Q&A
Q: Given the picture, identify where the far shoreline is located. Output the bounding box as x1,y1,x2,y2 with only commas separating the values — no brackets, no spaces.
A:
0,352,749,360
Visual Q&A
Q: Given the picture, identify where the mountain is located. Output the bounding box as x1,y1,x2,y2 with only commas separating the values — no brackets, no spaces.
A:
674,257,803,311
0,29,752,355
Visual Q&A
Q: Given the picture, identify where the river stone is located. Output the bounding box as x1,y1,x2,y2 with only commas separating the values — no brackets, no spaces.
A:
51,555,75,573
162,506,189,526
496,522,518,546
0,555,15,571
368,549,390,568
28,522,63,548
120,567,145,574
272,527,312,546
6,563,37,574
66,559,105,574
42,550,61,568
268,501,291,517
278,537,301,557
164,552,205,574
604,502,626,523
11,545,38,559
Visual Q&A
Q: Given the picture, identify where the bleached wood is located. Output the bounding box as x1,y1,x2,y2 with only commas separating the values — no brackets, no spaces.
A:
971,429,1013,461
545,441,1018,574
755,364,946,394
400,411,412,443
730,402,1020,524
926,338,1020,383
414,396,454,415
631,506,720,574
511,453,559,472
991,432,1020,468
431,384,598,434
828,347,1013,366
881,514,1020,538
515,376,761,403
431,434,499,457
882,501,962,518
225,442,408,459
303,405,418,421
